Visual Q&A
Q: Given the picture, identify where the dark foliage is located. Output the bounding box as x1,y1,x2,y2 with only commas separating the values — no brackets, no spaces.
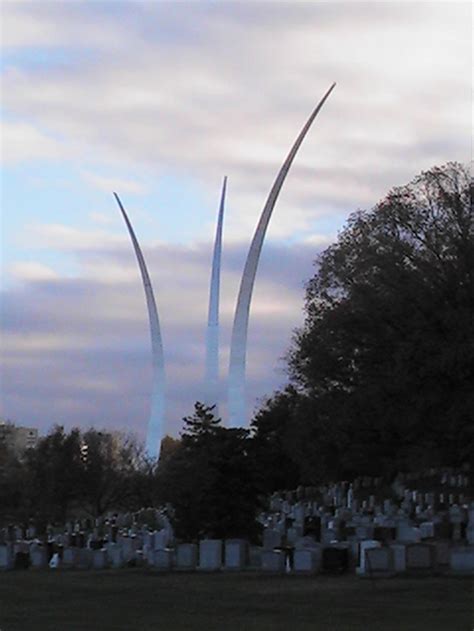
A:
279,162,473,480
158,403,262,542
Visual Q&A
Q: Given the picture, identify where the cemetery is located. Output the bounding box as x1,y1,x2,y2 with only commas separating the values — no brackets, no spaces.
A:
1,467,473,579
1,467,473,630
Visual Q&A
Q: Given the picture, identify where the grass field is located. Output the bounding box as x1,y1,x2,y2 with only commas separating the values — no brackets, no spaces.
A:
0,570,472,631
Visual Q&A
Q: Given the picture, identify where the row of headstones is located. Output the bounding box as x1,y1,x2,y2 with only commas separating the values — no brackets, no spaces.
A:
272,467,470,506
261,505,474,548
1,538,473,576
269,468,472,510
261,496,474,546
259,541,474,576
263,510,474,547
0,507,172,545
268,487,472,518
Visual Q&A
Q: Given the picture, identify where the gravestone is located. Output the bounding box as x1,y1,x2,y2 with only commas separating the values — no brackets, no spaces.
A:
261,550,285,573
405,543,435,573
293,548,321,574
322,546,349,574
356,540,381,575
121,537,136,563
224,539,248,570
286,526,303,546
293,503,306,525
92,549,107,570
154,529,169,550
143,531,155,549
199,539,222,571
106,543,124,569
77,548,92,570
262,528,282,550
419,522,435,540
62,547,79,568
433,541,451,569
248,546,263,569
364,547,394,577
466,509,474,545
449,547,474,575
153,548,174,571
355,525,374,541
397,523,421,543
30,545,48,569
176,543,198,570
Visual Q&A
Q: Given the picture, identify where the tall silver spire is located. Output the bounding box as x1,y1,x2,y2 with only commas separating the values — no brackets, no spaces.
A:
113,193,166,458
204,176,227,414
228,83,336,428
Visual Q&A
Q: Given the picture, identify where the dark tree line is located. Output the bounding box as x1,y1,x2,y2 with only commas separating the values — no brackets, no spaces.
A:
0,426,152,529
251,162,473,487
1,162,471,538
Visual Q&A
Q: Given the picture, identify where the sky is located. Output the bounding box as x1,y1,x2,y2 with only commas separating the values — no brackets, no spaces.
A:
1,1,471,440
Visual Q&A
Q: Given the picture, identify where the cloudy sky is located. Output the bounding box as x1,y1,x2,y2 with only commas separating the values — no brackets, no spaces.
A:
1,1,471,441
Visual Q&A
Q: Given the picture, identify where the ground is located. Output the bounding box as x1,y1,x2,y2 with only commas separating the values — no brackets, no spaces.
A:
0,570,472,631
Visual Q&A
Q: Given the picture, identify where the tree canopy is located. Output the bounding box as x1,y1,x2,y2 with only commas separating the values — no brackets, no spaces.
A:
253,162,473,483
157,403,261,542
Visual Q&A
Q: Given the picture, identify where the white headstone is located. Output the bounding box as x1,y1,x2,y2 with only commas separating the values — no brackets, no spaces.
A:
355,525,374,541
198,539,222,571
0,545,13,570
121,537,136,563
30,546,48,569
397,523,421,543
356,540,381,575
247,546,263,569
107,543,124,569
465,508,474,545
286,526,303,546
405,543,435,571
364,547,394,576
77,548,92,569
419,522,435,539
62,547,79,568
294,503,306,525
449,547,474,575
390,544,406,573
154,529,169,550
153,548,174,571
224,539,248,570
293,548,321,573
92,549,107,570
176,543,198,570
261,550,285,572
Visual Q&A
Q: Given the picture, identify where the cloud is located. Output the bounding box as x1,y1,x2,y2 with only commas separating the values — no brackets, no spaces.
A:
1,2,470,437
0,232,321,437
8,261,59,282
81,171,147,195
2,2,470,228
1,121,66,164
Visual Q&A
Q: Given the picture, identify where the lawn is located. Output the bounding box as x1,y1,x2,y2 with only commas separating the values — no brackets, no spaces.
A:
0,570,472,631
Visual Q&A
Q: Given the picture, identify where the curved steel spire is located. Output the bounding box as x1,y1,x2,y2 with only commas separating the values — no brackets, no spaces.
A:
204,176,227,414
228,83,336,428
113,193,165,459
